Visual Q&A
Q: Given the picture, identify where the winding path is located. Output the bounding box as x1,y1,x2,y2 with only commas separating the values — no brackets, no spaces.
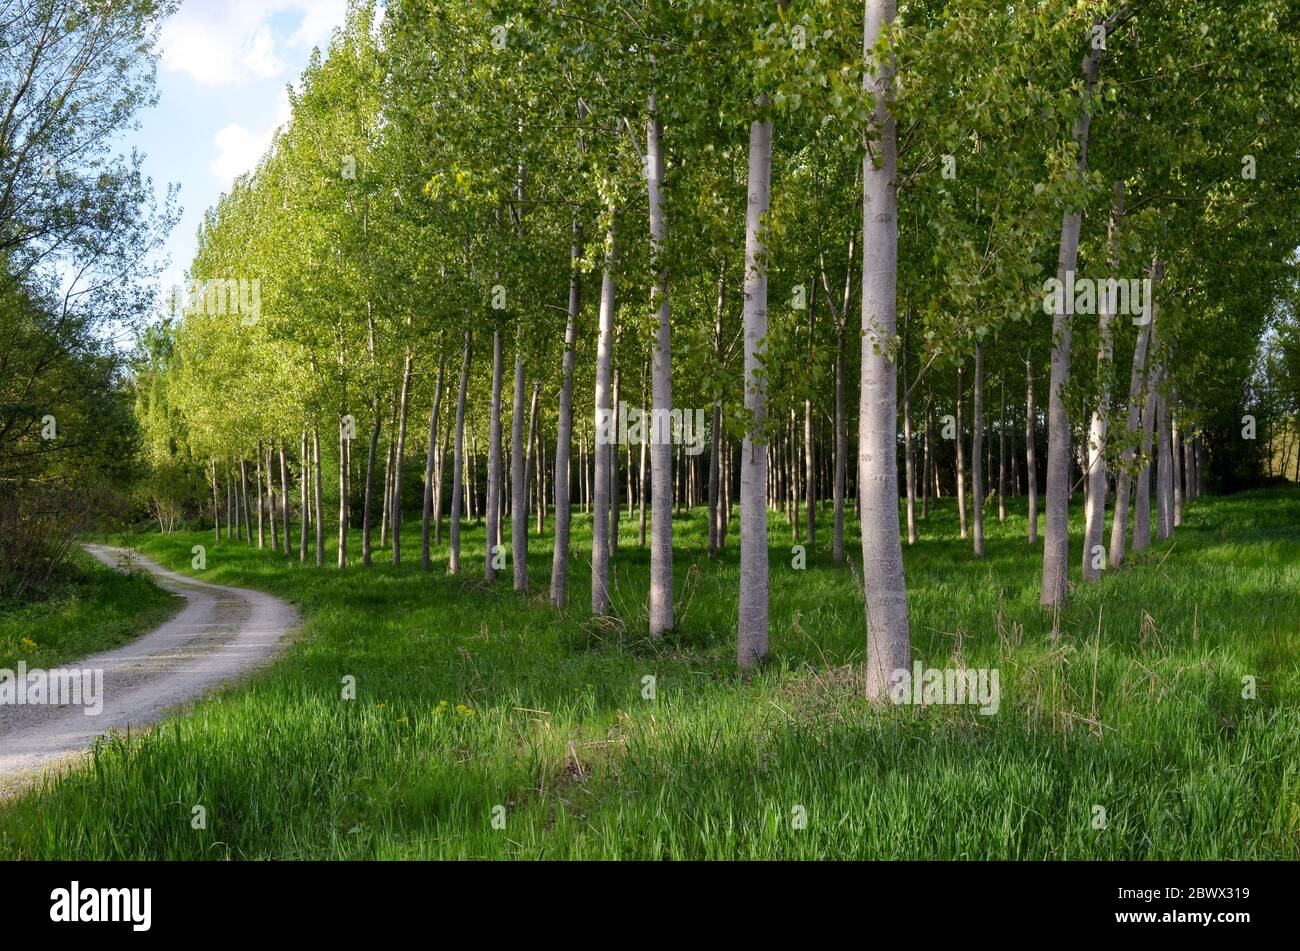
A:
0,545,298,785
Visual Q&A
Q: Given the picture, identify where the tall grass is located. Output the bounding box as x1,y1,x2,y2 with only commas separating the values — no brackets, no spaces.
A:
1,489,1295,859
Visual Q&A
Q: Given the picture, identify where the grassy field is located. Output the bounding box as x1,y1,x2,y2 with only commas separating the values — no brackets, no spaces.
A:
0,546,182,670
0,489,1295,859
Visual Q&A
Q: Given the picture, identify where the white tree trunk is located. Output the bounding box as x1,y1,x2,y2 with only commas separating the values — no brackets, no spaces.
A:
550,223,582,605
511,343,528,591
1041,23,1110,607
448,329,471,574
1083,183,1123,581
646,98,673,637
1026,359,1038,544
483,332,503,580
1109,262,1158,566
1156,369,1173,540
422,349,446,571
956,364,967,539
738,107,772,672
860,0,910,700
591,216,617,613
972,342,985,558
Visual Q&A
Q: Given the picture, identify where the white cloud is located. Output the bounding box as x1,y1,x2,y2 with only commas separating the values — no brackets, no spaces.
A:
209,100,292,187
160,0,347,87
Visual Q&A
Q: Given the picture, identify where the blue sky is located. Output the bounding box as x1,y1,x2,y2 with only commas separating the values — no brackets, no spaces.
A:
136,0,350,299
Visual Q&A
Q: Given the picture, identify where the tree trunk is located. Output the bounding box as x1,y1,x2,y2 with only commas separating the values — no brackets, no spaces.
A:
510,340,528,591
1171,410,1183,527
422,349,447,571
279,442,291,556
449,328,472,574
638,360,648,547
833,323,847,562
972,342,985,558
860,0,910,700
1133,326,1158,553
647,97,673,637
337,421,349,569
956,364,967,539
239,459,251,545
1110,264,1158,566
1041,17,1113,608
361,395,381,566
1082,182,1123,581
313,428,323,567
478,331,500,579
1026,359,1038,543
592,215,617,613
708,268,725,557
392,350,414,564
998,373,1007,522
550,223,582,605
902,329,916,546
738,104,773,672
267,442,278,552
610,366,620,553
1156,370,1173,541
921,400,931,520
299,432,309,561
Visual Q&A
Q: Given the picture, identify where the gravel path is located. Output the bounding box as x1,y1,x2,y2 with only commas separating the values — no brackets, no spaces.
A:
0,545,298,786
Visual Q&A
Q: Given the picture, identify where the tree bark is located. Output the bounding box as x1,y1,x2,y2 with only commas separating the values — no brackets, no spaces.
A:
550,223,582,605
592,215,617,614
610,366,620,553
510,339,528,591
1171,410,1183,527
422,348,446,571
361,395,381,567
833,323,847,561
1156,369,1173,541
860,0,910,700
1041,13,1121,607
1082,183,1123,581
972,342,985,558
449,328,472,574
1133,321,1158,553
998,373,1007,522
299,432,309,561
279,442,291,556
902,319,916,545
266,442,278,552
391,350,414,564
647,97,673,637
708,268,725,557
312,428,323,566
337,421,349,569
479,331,500,579
956,363,967,539
739,103,772,672
239,458,251,545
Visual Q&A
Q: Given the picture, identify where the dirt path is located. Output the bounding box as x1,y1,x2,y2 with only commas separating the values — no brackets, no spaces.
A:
0,545,298,787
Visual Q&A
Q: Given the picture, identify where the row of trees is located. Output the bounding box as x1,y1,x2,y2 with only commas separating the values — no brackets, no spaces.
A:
137,0,1300,688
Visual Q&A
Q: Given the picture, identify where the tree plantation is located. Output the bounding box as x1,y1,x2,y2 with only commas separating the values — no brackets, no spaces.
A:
1,0,1299,880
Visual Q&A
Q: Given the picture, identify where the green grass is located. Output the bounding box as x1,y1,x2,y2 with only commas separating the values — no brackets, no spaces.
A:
0,546,182,669
1,489,1296,859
